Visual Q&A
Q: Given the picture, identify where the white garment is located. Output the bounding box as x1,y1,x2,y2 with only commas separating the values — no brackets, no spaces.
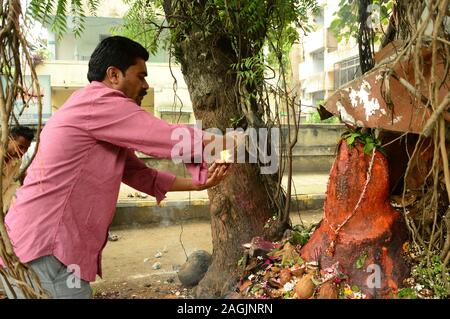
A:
20,141,37,170
2,157,21,212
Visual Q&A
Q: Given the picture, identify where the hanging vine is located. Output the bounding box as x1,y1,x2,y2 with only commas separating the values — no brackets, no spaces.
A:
0,0,47,298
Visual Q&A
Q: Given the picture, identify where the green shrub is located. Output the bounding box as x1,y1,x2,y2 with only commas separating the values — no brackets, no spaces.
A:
305,111,340,124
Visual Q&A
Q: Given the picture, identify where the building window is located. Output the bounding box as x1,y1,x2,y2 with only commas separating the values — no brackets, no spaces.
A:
334,56,362,90
313,8,324,27
311,49,325,73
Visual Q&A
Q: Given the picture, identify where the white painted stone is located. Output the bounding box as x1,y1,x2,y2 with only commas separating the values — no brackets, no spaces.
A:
337,101,356,126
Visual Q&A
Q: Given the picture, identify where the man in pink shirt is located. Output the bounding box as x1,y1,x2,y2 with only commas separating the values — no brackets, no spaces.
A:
0,36,230,299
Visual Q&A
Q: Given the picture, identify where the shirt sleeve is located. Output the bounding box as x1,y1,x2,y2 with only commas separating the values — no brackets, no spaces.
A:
87,90,208,185
122,149,176,204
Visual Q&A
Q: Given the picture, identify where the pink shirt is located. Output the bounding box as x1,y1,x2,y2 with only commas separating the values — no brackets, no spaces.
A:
1,81,207,282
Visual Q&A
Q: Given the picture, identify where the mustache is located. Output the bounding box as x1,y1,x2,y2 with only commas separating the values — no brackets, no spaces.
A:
140,90,147,97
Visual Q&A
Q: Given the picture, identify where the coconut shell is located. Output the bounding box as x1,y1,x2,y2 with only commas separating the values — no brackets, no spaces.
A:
279,269,292,285
306,266,319,276
291,265,305,277
317,281,339,299
294,273,316,299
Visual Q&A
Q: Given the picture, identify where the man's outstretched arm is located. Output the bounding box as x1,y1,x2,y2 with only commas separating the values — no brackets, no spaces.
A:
122,149,230,203
169,162,230,191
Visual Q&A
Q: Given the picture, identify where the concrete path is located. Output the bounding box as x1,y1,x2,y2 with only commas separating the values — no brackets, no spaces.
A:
112,172,329,227
118,172,330,203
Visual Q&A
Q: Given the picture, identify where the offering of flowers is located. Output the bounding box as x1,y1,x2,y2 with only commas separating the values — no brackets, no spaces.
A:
220,149,232,162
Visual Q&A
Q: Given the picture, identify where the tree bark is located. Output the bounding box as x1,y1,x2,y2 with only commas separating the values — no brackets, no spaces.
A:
170,23,284,298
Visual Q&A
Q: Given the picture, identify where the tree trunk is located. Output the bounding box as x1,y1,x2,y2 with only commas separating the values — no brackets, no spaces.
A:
174,30,283,298
300,141,410,298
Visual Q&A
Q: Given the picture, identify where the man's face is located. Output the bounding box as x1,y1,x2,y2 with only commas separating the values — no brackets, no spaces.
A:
115,58,149,106
7,136,31,159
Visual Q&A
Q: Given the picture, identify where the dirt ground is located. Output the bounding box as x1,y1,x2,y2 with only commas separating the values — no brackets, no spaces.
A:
92,210,323,299
92,220,213,299
0,211,322,299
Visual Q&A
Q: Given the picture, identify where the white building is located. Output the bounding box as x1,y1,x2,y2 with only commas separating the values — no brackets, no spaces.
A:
297,0,363,113
29,0,371,127
31,1,194,126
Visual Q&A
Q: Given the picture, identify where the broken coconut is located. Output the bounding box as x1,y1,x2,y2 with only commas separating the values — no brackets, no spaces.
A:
317,281,339,299
279,268,292,285
291,264,305,277
294,273,316,299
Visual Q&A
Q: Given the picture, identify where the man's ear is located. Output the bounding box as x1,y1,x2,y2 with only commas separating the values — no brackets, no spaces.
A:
105,66,121,85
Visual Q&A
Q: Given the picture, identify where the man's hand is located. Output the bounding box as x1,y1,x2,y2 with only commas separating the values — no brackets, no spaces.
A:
169,161,230,192
198,161,230,190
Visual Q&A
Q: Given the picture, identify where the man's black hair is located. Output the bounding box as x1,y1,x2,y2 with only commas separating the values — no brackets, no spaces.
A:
10,126,35,142
87,36,149,82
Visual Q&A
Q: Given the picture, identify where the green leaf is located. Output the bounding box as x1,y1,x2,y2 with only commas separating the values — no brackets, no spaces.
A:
346,135,356,145
397,288,417,299
386,1,394,11
380,6,389,20
355,251,368,269
374,34,380,44
351,285,360,292
363,143,374,154
329,18,342,37
291,228,311,246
